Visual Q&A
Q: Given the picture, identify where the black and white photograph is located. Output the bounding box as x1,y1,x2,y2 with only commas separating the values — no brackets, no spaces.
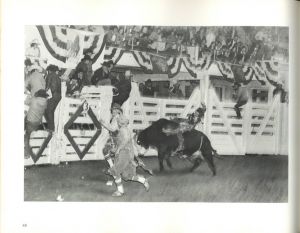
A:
24,25,289,202
1,0,299,233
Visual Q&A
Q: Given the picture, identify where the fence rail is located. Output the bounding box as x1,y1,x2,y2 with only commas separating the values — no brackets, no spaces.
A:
24,81,288,166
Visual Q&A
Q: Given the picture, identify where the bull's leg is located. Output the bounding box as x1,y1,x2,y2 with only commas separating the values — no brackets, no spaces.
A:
166,154,173,169
190,158,202,172
158,153,165,172
202,152,216,176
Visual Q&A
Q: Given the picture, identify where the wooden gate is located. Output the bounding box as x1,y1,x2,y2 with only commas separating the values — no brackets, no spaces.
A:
205,88,246,155
205,87,285,155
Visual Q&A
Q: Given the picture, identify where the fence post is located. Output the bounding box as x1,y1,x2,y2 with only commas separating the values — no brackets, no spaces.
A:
49,82,67,164
242,100,252,155
275,101,282,155
203,72,210,136
159,99,166,118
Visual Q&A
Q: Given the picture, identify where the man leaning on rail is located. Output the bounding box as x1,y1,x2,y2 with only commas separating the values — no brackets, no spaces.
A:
24,64,48,159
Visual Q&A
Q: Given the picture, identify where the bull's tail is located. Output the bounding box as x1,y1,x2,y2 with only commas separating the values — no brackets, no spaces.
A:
212,148,223,159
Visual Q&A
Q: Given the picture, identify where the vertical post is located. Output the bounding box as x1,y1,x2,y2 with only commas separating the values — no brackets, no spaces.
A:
203,72,210,136
242,99,252,155
275,100,282,155
131,36,134,50
50,81,67,164
159,99,166,119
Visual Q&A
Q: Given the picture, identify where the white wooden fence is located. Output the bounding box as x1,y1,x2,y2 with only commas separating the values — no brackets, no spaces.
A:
24,81,288,166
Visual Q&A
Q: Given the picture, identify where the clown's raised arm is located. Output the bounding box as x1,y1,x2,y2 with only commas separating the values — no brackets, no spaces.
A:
99,116,119,132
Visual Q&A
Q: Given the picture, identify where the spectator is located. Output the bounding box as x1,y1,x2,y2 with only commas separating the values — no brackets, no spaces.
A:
66,68,85,96
91,60,114,86
232,82,249,119
206,28,216,47
24,58,33,79
273,82,288,103
199,38,208,59
83,48,94,59
74,55,92,86
215,41,223,61
169,81,184,98
112,70,132,106
44,65,62,131
165,30,177,51
25,64,46,97
106,26,115,45
247,43,260,63
24,64,48,158
140,79,155,97
111,27,120,46
116,27,126,47
235,45,248,64
26,39,41,59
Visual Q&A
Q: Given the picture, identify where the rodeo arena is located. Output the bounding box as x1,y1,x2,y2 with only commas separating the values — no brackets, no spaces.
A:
24,25,289,202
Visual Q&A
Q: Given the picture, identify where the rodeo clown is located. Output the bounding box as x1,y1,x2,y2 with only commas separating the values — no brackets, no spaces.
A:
99,103,150,197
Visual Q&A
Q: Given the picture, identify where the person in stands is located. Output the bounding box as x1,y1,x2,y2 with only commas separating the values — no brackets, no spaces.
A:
232,82,249,119
140,79,155,97
91,60,114,86
112,70,132,106
66,68,85,96
24,64,48,159
74,55,92,86
169,80,184,98
44,65,62,132
99,104,150,197
25,39,41,59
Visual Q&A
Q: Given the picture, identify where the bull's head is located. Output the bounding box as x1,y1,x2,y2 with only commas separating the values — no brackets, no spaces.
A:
134,131,149,156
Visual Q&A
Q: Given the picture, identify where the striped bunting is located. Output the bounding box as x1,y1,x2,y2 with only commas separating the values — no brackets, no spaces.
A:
83,33,107,63
167,57,182,78
252,63,266,85
36,25,68,63
198,57,213,70
103,47,123,64
215,61,234,79
131,50,153,72
257,61,280,86
242,65,254,83
103,47,153,72
36,25,106,65
182,57,196,78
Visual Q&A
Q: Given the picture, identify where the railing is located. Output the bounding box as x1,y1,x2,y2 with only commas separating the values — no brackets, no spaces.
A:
24,81,288,166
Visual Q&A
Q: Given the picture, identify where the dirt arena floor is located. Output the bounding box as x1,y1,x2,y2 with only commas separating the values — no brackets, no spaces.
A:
24,155,288,202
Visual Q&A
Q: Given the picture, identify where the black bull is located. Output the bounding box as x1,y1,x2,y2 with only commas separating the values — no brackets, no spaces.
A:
136,118,217,175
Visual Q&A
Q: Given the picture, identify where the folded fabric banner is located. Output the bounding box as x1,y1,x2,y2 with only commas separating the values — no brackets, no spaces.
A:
34,25,106,68
102,47,153,72
167,56,215,78
215,61,234,79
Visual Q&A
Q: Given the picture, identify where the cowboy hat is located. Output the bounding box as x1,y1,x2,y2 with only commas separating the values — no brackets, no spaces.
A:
30,39,40,45
28,64,43,72
102,60,114,67
82,55,92,61
46,64,60,72
111,103,123,113
124,70,133,77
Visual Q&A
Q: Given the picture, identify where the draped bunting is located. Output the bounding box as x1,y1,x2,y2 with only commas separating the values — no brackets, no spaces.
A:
26,25,283,87
167,57,213,78
166,55,281,87
103,47,153,72
35,25,106,67
215,62,234,79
